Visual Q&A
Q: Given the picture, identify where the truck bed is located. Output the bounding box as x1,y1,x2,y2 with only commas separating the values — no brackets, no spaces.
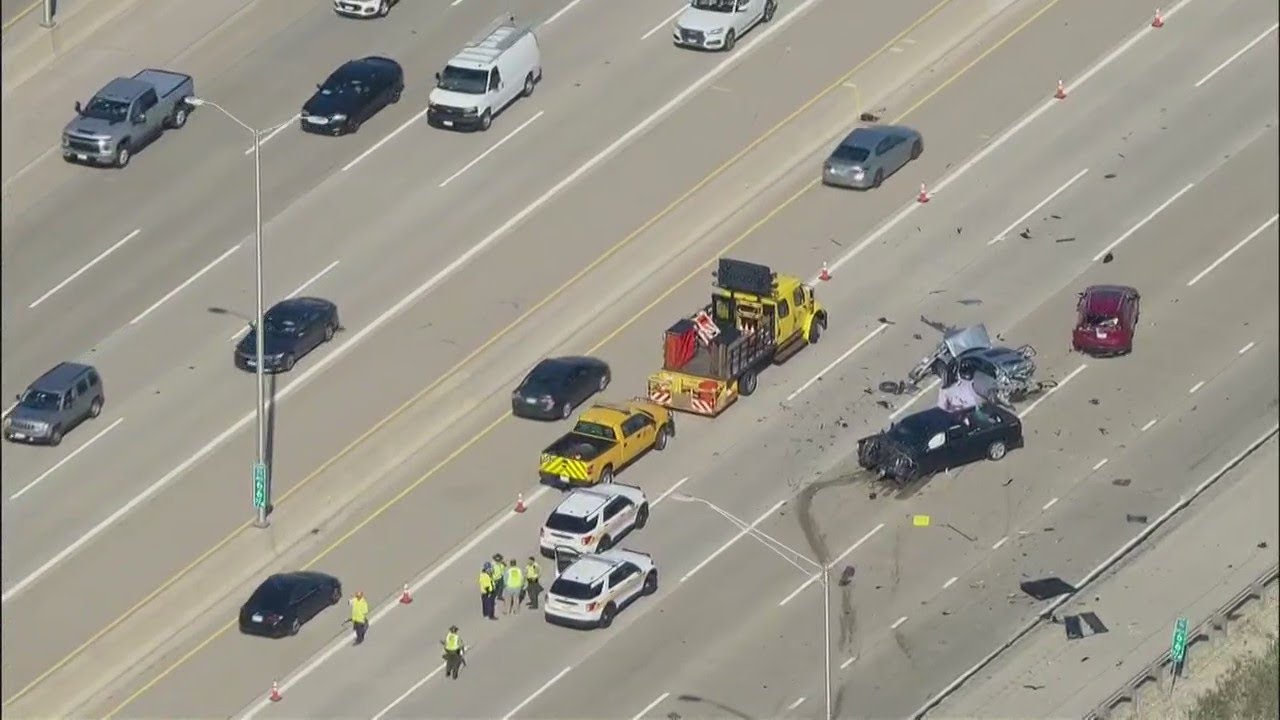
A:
133,68,193,99
544,433,615,462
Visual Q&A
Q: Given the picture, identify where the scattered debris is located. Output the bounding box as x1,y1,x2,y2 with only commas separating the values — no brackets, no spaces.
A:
1102,251,1115,263
1259,541,1269,549
1023,684,1045,691
1080,611,1110,635
1099,427,1109,435
956,226,963,235
877,316,894,325
912,333,923,340
1050,214,1062,220
957,298,982,306
1064,615,1085,640
1126,513,1148,524
1104,173,1117,179
875,400,893,409
1112,478,1132,487
1089,398,1100,405
1054,237,1076,243
839,566,856,586
1019,228,1032,239
1019,577,1077,601
1002,477,1015,487
860,111,880,122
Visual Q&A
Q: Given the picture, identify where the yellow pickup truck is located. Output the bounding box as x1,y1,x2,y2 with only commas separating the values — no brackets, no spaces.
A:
538,399,675,486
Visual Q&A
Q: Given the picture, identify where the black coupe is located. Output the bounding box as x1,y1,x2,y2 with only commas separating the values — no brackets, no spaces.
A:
239,571,342,638
234,297,340,373
301,56,404,135
856,405,1023,483
512,356,612,420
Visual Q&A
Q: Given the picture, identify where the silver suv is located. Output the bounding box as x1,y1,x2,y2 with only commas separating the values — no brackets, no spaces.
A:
4,362,105,446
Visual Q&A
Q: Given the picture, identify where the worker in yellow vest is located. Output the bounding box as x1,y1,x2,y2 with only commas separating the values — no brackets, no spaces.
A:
504,560,524,615
441,625,465,679
490,554,507,598
349,590,370,645
478,563,497,620
525,556,543,610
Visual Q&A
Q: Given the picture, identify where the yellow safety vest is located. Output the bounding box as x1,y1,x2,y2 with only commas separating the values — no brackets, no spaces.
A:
506,565,524,589
478,572,494,593
491,562,506,581
350,597,369,623
444,632,461,652
526,562,540,582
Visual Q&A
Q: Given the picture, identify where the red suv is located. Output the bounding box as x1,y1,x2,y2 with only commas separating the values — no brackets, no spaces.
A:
1072,285,1140,356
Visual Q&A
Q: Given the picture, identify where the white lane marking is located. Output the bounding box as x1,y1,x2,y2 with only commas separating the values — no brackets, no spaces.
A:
787,697,806,710
236,486,553,718
840,657,857,670
787,324,889,401
1041,497,1058,511
779,522,883,606
1239,341,1255,355
450,0,464,6
681,499,786,583
890,616,908,630
817,0,1195,282
29,230,141,309
991,536,1008,550
439,111,544,188
502,665,573,720
653,477,691,506
8,418,125,501
129,244,240,325
942,576,958,589
368,651,454,720
228,260,341,341
1188,380,1205,394
641,6,684,40
343,103,430,171
1194,22,1279,88
242,114,299,155
1187,214,1278,286
630,692,670,720
890,378,939,420
1018,363,1086,418
543,0,587,25
1092,458,1109,471
1140,417,1158,432
1091,184,1195,262
988,168,1088,245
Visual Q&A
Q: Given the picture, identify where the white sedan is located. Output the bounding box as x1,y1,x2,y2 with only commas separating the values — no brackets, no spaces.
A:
333,0,395,18
544,549,658,629
539,484,649,557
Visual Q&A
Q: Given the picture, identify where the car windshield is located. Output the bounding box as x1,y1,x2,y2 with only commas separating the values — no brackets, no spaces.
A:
82,97,130,122
572,421,616,441
1085,314,1119,326
18,390,60,411
437,65,488,95
263,311,306,337
888,412,949,448
549,578,601,600
692,0,735,11
832,144,870,163
545,512,595,534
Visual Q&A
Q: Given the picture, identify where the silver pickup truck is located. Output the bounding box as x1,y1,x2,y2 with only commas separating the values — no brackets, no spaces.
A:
62,68,195,168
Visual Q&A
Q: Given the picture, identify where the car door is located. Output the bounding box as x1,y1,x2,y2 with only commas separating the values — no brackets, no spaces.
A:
602,496,635,538
872,136,893,174
487,67,505,110
1125,292,1140,334
290,581,319,621
621,413,656,460
734,0,756,28
302,309,326,352
74,376,92,419
59,387,77,425
774,298,794,341
607,563,643,605
568,366,592,404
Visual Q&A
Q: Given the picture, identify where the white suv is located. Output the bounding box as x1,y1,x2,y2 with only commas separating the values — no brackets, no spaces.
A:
673,0,778,52
545,549,658,629
333,0,395,18
540,484,649,557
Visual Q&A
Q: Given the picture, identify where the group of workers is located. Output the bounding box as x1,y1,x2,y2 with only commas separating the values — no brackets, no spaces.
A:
339,554,545,681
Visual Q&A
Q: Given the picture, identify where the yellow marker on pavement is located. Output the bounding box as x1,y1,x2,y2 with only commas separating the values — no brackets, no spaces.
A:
912,514,931,527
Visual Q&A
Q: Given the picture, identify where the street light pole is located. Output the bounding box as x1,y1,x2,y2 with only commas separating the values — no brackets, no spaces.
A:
39,0,55,28
822,567,832,720
185,96,273,528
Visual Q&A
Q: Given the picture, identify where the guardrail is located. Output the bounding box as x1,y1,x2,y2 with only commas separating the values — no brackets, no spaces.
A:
1084,562,1280,720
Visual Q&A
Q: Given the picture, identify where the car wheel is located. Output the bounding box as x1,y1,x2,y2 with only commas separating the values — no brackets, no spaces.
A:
598,534,612,551
598,602,616,629
289,618,302,636
522,72,535,98
739,370,758,397
635,503,650,529
378,0,390,16
654,424,670,451
324,323,336,342
723,29,736,51
348,117,361,134
599,466,615,485
171,106,188,128
598,373,610,392
115,143,131,169
49,426,63,446
330,585,342,604
807,321,822,345
872,168,883,188
643,570,658,595
282,354,296,372
89,397,103,418
987,441,1007,461
910,139,923,160
390,85,402,104
479,111,492,131
764,0,777,21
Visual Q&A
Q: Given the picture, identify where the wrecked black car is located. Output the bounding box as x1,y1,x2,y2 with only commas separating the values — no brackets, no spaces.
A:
856,406,1024,482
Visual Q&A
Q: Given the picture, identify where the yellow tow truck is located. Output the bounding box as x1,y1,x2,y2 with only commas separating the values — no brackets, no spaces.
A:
538,399,675,486
646,258,827,417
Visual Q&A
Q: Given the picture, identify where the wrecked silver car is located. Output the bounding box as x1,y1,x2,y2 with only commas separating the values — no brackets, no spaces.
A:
907,324,1053,405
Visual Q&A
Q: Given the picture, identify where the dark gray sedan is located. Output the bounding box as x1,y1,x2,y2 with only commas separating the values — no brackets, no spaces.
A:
822,125,923,189
234,297,340,374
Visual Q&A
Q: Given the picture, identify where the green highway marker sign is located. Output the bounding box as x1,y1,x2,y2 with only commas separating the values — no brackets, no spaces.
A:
253,462,268,509
1171,616,1189,665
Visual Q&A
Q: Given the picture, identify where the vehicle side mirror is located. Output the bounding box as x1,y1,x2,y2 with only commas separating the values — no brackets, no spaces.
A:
434,72,442,82
134,113,146,124
14,393,21,402
927,433,945,450
74,100,83,114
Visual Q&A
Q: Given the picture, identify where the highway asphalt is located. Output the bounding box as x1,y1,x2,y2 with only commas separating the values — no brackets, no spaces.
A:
39,0,1274,718
2,0,1009,713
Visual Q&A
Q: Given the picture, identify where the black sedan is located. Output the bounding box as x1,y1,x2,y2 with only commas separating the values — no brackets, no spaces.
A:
234,297,340,374
301,56,404,135
239,571,342,638
512,356,611,420
856,405,1023,483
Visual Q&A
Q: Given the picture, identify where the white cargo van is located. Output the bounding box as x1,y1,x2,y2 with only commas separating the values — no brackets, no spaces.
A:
427,14,542,132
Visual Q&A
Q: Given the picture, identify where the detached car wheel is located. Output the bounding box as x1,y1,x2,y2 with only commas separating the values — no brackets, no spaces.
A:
987,441,1007,461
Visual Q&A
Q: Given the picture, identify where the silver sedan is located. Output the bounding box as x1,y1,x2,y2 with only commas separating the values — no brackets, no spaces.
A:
822,124,924,190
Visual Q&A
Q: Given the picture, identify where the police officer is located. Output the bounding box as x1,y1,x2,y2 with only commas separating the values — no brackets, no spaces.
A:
490,554,506,598
349,590,370,645
441,626,464,679
504,559,524,615
478,563,497,620
524,556,543,610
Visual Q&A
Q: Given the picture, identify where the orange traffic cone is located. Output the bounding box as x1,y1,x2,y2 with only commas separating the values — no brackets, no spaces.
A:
917,182,930,203
1151,9,1164,27
1054,79,1067,100
818,262,831,281
269,681,283,703
514,493,526,513
399,583,413,604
